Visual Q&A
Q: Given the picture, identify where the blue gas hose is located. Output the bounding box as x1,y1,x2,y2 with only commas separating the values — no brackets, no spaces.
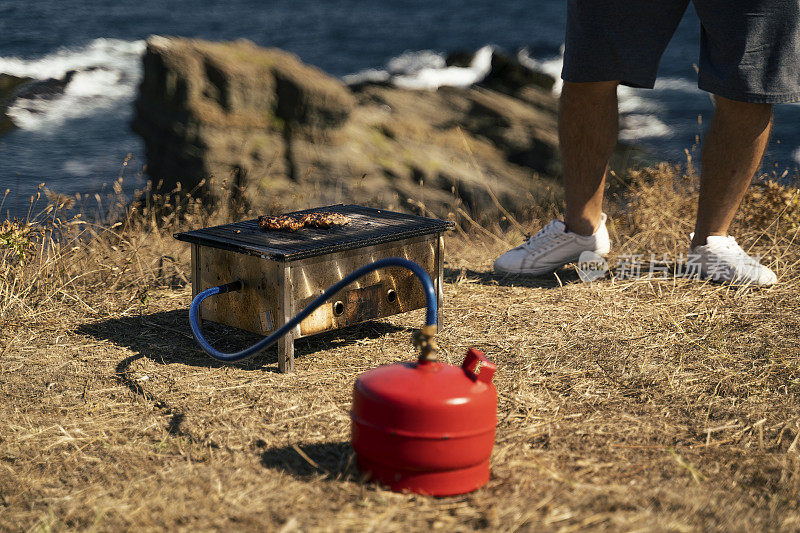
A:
189,257,437,362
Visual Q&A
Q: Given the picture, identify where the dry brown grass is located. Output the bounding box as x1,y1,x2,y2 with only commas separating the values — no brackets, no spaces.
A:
1,165,800,532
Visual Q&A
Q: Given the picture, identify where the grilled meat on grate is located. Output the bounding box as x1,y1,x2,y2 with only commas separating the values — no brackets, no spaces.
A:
302,212,351,228
258,215,305,231
258,212,351,232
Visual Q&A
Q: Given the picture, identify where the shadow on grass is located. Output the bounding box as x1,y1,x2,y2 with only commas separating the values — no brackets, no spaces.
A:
79,309,409,371
444,266,582,288
78,312,409,446
259,440,363,482
79,311,409,438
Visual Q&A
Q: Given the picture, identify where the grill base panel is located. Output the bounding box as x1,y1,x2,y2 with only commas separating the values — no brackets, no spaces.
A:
191,234,445,372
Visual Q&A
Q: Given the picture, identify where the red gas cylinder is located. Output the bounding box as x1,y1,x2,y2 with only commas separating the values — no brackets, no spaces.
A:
351,348,497,496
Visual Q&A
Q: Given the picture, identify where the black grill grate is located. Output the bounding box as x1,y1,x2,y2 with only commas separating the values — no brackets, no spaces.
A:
174,204,454,261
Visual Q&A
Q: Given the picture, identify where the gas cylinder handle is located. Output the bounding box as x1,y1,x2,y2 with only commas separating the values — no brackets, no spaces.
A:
462,348,496,384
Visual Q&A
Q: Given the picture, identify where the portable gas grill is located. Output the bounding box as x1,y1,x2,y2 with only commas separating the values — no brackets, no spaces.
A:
175,204,454,372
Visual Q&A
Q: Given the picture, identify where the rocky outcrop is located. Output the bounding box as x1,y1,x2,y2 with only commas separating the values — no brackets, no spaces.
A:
0,73,31,135
132,37,645,221
132,37,355,193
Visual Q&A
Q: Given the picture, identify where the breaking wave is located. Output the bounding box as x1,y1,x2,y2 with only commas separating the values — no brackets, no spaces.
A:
343,47,494,90
0,38,145,131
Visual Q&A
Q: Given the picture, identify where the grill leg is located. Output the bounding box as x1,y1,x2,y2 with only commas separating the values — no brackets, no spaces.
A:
278,263,295,373
278,334,294,373
191,244,203,328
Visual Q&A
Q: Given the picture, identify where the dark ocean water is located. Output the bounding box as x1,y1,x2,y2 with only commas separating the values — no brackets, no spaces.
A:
1,0,798,217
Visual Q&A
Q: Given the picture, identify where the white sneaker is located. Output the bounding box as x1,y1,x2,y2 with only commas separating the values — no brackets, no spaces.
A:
690,234,777,287
494,214,611,275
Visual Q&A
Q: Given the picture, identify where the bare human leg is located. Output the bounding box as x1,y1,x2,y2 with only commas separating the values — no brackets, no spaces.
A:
691,95,773,248
559,80,620,236
492,81,617,274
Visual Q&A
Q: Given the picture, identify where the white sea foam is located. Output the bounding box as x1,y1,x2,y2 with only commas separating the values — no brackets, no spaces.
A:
386,50,446,75
1,38,145,131
0,38,144,80
654,76,700,93
619,114,672,140
618,94,663,114
344,46,494,91
792,146,800,164
392,46,493,90
618,86,664,113
343,49,445,86
62,159,94,176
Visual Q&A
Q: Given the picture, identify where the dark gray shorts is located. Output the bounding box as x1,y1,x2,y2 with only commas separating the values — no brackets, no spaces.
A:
562,0,800,103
